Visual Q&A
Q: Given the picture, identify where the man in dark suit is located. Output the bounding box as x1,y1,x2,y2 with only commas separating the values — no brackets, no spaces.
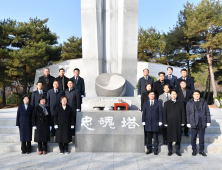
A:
138,68,154,97
176,69,194,92
186,90,211,156
177,80,193,136
154,72,170,99
65,80,81,136
47,80,64,136
38,68,55,92
70,68,85,108
142,90,162,155
31,81,47,108
55,68,69,91
165,67,177,89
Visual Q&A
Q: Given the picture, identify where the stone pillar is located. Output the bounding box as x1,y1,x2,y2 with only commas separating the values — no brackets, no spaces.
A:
81,0,138,97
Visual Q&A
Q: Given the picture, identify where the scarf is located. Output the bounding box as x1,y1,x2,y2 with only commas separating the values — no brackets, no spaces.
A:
39,104,48,116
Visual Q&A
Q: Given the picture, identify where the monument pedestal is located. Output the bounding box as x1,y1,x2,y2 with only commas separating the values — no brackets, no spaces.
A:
75,111,144,152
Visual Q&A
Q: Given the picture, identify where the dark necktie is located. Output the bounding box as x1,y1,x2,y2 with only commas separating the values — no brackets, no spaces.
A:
169,75,172,81
166,94,169,100
151,101,154,109
45,77,49,84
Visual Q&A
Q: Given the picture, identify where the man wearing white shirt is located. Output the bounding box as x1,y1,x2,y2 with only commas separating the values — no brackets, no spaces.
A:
186,90,211,156
142,90,162,155
31,81,47,108
163,89,186,156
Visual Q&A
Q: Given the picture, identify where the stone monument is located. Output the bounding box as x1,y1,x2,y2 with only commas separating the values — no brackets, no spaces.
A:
81,0,138,97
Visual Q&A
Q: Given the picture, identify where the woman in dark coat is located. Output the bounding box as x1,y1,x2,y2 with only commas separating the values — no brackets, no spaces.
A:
163,89,186,156
16,95,34,154
54,96,74,154
141,83,153,112
32,96,51,155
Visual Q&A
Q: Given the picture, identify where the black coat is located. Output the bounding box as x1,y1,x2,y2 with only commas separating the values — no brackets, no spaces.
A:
38,75,55,92
47,89,64,116
176,77,195,92
16,104,34,142
142,100,162,132
54,76,69,91
31,90,47,108
138,76,154,95
186,98,211,129
163,100,186,142
65,88,81,122
153,80,170,99
54,105,74,143
70,76,85,96
32,105,51,142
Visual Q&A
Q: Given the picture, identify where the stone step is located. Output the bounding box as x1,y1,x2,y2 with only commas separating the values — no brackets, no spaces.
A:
0,133,221,144
0,143,75,152
0,134,76,143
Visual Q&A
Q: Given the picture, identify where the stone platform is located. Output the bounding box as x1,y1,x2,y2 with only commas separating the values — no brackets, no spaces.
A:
0,108,222,153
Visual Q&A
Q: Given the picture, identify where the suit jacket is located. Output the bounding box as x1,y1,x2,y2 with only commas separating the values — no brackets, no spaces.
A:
142,100,162,132
165,75,177,89
186,98,211,129
153,80,170,99
38,75,55,92
54,76,69,91
31,90,47,108
47,88,64,116
176,77,195,92
138,76,154,95
70,76,85,96
177,88,193,105
16,104,34,142
65,88,81,118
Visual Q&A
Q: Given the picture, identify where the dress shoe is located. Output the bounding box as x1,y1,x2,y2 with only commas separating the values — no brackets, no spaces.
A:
26,151,31,154
168,151,172,156
22,151,26,154
199,152,207,156
60,151,64,155
176,152,182,156
154,151,158,155
192,151,197,156
38,151,43,155
145,150,152,154
43,151,46,155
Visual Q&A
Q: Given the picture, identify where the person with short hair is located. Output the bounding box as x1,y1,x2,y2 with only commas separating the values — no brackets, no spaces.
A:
70,68,85,108
176,69,194,92
158,84,171,145
31,81,47,108
164,89,186,156
55,68,69,91
165,67,177,89
47,80,64,136
186,90,211,156
32,96,51,155
16,95,34,154
154,72,170,99
65,80,81,136
54,96,75,154
138,68,154,97
142,90,162,155
177,80,193,136
38,68,55,92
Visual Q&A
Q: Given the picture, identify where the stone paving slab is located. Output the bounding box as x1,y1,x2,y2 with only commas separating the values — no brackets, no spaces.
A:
0,152,221,170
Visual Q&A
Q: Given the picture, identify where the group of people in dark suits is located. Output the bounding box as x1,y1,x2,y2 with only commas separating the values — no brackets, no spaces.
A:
16,68,84,155
140,67,211,156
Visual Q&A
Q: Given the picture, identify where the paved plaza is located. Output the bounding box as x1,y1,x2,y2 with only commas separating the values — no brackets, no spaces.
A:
0,152,222,170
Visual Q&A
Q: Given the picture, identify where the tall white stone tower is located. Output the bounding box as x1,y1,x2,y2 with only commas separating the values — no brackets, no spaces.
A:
81,0,138,97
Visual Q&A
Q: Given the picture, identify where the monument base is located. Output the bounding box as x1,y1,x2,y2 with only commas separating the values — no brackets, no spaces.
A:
75,111,144,152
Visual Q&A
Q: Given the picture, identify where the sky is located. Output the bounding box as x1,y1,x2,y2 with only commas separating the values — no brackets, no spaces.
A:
0,0,202,45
